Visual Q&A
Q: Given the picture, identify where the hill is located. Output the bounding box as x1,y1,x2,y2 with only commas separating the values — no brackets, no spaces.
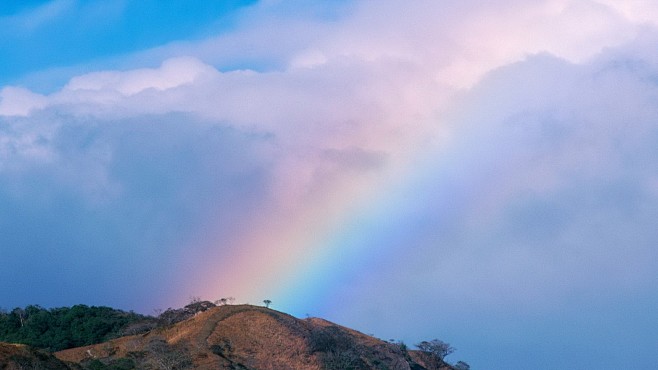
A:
54,304,456,369
0,305,155,351
0,342,73,369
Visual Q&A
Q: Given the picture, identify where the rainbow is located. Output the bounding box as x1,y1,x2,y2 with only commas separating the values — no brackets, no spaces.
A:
191,104,502,318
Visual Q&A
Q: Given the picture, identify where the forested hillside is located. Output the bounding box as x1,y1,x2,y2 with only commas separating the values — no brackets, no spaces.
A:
0,305,155,351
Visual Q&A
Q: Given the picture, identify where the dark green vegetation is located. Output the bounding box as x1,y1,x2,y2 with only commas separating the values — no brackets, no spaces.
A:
0,305,156,352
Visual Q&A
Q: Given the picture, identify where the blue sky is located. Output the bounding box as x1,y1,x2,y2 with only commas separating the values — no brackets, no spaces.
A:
0,0,257,90
2,1,658,369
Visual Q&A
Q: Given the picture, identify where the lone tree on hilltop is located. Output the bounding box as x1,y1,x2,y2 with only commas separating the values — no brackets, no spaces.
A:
416,339,455,361
263,300,272,308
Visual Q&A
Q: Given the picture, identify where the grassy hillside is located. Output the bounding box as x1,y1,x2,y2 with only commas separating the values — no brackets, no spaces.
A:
0,303,468,369
55,304,459,370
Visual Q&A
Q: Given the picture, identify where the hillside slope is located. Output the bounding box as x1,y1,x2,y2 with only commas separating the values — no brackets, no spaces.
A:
0,342,75,369
55,304,453,369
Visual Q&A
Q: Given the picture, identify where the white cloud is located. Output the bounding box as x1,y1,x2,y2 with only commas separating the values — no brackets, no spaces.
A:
597,0,658,25
322,34,658,368
64,57,216,96
0,87,47,116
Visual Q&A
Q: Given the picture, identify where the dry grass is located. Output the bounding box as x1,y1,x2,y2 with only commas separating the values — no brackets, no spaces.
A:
0,342,73,369
54,304,446,370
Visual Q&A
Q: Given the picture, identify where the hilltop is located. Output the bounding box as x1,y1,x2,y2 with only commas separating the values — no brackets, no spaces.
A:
58,304,458,369
1,303,464,369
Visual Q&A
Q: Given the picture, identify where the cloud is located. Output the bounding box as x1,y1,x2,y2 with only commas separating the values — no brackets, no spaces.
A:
321,35,658,370
0,87,48,116
0,109,274,309
63,57,214,96
0,36,419,311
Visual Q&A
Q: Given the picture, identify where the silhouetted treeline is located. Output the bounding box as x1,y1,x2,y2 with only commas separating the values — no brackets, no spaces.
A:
0,304,155,351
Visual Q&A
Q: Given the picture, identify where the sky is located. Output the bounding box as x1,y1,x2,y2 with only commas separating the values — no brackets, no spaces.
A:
1,0,658,368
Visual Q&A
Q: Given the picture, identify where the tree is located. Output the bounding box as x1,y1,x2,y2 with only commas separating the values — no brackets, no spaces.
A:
12,308,26,327
0,305,152,352
215,297,235,306
322,349,361,370
454,360,471,370
263,300,272,308
415,339,455,361
146,338,192,370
